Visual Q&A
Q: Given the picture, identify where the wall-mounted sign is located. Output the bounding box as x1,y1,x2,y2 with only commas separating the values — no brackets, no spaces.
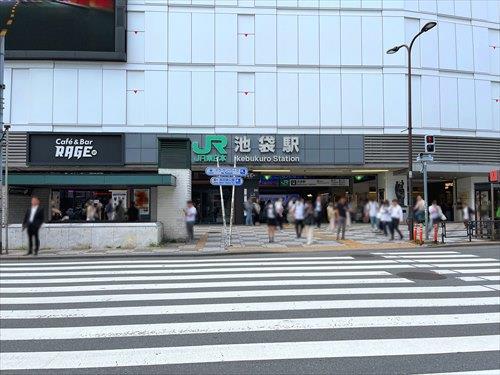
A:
289,178,350,187
210,176,244,186
205,167,248,177
28,133,124,166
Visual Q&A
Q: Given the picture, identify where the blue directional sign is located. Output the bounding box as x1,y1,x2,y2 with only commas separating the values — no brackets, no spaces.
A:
210,176,244,186
205,167,248,177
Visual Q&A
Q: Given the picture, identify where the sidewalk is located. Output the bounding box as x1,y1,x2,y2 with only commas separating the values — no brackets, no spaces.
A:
1,222,493,258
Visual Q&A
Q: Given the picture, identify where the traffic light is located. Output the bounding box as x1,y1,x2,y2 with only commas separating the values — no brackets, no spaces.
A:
424,135,435,153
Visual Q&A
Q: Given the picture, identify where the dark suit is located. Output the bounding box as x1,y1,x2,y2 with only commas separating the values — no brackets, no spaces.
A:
22,206,44,254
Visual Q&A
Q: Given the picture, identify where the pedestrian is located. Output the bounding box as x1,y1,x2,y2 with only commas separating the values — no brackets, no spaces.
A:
244,198,253,226
127,201,139,222
184,200,197,243
105,200,114,221
414,195,426,223
22,196,44,256
265,200,277,243
85,200,96,221
389,199,404,240
275,198,284,230
287,198,296,224
293,198,305,238
314,196,322,228
252,199,261,225
335,197,348,240
380,200,392,236
427,200,446,237
365,198,379,231
462,202,474,229
304,200,315,245
114,200,126,221
327,202,336,232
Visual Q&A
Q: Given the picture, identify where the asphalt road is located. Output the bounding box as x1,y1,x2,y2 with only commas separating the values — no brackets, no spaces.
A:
1,245,499,374
0,0,114,51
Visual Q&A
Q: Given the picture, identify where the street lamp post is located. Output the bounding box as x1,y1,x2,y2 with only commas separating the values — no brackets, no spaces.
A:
386,21,437,240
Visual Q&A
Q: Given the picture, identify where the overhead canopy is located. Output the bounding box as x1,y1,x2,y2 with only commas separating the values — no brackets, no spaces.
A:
8,173,176,187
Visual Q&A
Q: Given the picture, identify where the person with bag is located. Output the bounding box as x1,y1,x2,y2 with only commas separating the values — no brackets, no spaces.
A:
304,200,315,245
427,200,446,237
414,195,426,223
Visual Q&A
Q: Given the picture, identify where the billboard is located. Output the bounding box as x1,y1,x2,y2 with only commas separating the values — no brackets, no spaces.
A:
0,0,126,61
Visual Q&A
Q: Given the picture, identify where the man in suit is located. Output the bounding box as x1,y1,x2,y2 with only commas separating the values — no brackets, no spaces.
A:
22,196,44,256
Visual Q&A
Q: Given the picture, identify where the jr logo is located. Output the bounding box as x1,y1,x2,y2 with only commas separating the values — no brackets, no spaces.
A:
192,135,228,155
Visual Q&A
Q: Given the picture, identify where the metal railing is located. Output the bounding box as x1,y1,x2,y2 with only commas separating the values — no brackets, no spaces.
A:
440,220,500,243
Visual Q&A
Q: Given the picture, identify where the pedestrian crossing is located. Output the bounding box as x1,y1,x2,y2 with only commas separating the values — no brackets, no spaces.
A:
1,250,499,373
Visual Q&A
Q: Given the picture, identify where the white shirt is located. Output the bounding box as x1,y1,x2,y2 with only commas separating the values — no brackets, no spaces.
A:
429,205,440,220
29,206,38,223
390,204,403,221
462,207,470,220
185,206,197,222
368,201,379,217
380,206,391,222
294,202,305,220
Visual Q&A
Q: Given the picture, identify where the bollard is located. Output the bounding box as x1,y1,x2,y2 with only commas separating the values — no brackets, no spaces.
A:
433,223,438,243
419,224,423,245
413,224,417,243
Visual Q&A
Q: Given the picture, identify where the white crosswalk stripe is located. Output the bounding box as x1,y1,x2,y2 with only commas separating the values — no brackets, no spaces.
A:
1,251,499,373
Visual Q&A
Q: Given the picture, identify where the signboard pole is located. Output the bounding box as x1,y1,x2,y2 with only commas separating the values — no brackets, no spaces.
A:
228,157,236,246
423,160,429,240
216,158,227,247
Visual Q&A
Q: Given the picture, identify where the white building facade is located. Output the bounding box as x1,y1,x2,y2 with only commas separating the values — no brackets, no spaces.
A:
3,0,500,244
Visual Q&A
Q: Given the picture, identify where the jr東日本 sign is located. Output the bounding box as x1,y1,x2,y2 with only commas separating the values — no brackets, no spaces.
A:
290,178,350,187
28,133,124,166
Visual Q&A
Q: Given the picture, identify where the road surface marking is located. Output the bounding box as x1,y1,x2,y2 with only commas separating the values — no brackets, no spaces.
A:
1,335,498,370
1,297,497,319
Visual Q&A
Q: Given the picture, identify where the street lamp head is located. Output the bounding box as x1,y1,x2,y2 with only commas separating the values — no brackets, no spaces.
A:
386,46,400,54
421,21,437,32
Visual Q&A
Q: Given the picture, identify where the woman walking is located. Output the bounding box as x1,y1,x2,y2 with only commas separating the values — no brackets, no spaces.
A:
265,200,277,243
327,202,336,232
293,198,305,238
304,200,315,245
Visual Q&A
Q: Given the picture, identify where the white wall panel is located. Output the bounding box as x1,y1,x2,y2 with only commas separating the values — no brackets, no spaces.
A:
239,0,254,7
438,22,456,70
298,16,319,65
277,15,298,65
439,77,458,129
298,0,318,7
29,69,53,124
362,16,382,66
238,34,255,65
320,16,340,65
277,73,298,126
3,68,11,123
255,15,276,65
362,74,383,127
102,70,126,125
215,72,237,126
145,12,167,63
419,0,436,13
255,0,275,5
128,11,144,31
473,26,489,74
362,0,381,8
341,16,361,65
492,82,500,132
475,80,492,130
471,0,489,21
168,71,191,125
192,13,215,64
53,69,77,125
437,0,454,15
383,17,405,66
457,78,476,130
454,0,471,18
238,73,255,126
411,75,422,128
11,69,29,125
192,71,214,126
341,0,360,7
169,12,191,63
238,14,254,34
215,13,237,64
405,18,421,68
383,74,406,127
78,69,102,125
383,0,404,9
126,71,145,126
298,74,319,127
404,0,418,11
193,0,214,5
145,71,168,126
420,18,439,69
256,73,277,127
455,24,474,71
421,75,440,128
277,0,297,6
341,73,362,126
320,74,341,127
489,29,500,76
319,0,339,8
127,31,145,64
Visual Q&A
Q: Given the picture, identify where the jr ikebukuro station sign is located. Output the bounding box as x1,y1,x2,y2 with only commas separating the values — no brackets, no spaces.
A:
192,135,301,164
